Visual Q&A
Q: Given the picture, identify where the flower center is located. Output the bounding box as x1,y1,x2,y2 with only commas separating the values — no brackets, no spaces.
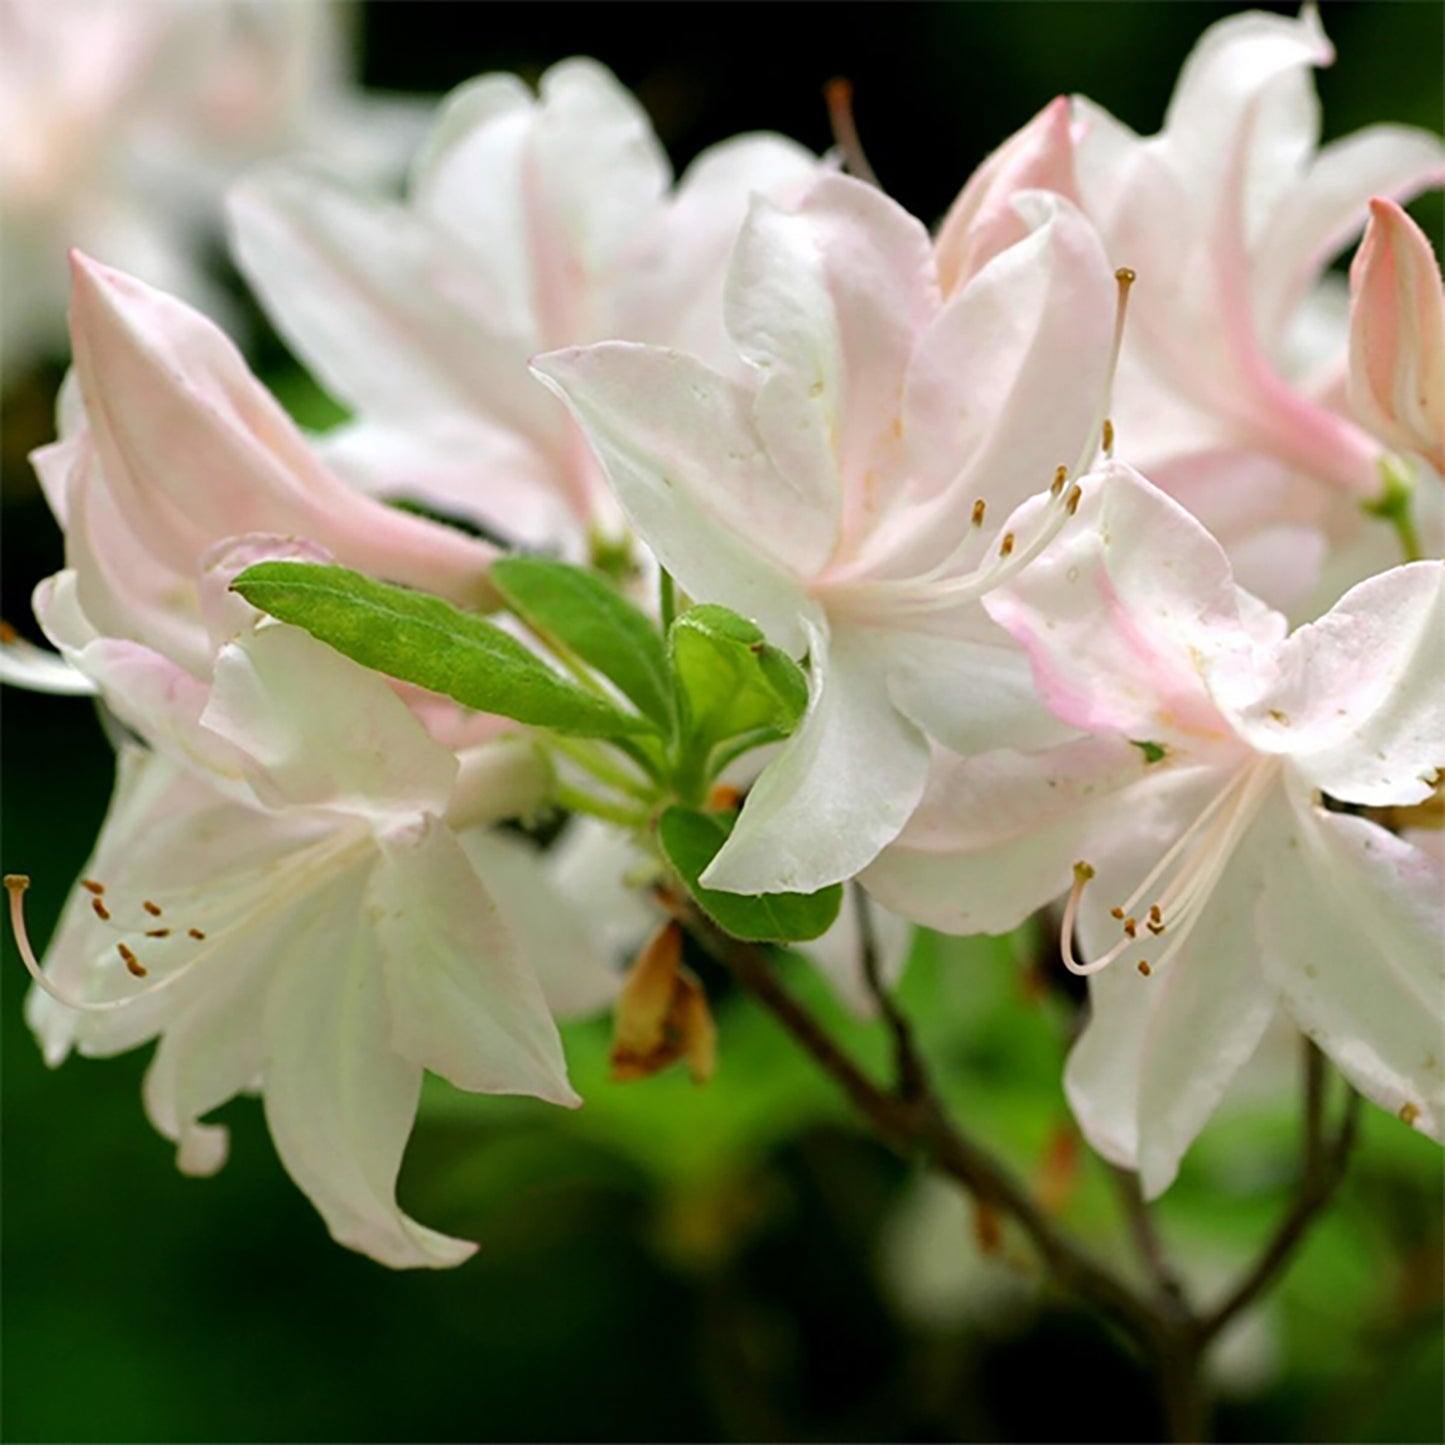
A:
1060,756,1280,979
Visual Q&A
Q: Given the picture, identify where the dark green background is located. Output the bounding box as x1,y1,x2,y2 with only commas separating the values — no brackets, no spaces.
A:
3,4,1442,1441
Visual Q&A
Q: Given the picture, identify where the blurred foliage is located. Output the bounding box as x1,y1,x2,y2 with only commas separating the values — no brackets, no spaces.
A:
2,2,1442,1442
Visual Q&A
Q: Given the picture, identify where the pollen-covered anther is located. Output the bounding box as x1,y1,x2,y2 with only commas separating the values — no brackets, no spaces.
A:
91,897,111,921
1136,960,1152,977
1110,906,1125,920
1051,465,1068,497
81,878,105,896
1066,484,1083,516
1146,904,1166,935
142,900,162,917
117,943,147,978
146,928,171,939
188,928,206,941
1102,419,1115,456
1399,1101,1421,1126
999,532,1015,559
970,498,987,528
1122,917,1138,938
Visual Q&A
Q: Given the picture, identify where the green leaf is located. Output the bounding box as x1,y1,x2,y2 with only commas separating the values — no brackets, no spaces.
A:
658,805,841,943
491,557,672,731
669,604,809,748
232,562,654,739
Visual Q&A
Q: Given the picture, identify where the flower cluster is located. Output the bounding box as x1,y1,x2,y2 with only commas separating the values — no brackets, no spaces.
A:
5,6,1442,1267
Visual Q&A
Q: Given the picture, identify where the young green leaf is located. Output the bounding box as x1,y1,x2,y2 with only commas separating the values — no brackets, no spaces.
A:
669,604,809,748
659,805,842,943
491,557,672,730
232,561,654,739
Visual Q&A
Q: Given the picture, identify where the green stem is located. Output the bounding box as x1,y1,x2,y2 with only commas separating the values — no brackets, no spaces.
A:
547,735,655,800
553,783,650,829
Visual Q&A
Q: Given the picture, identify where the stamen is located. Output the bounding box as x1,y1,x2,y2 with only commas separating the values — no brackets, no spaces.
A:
5,874,211,1014
81,879,104,896
971,499,987,528
998,532,1015,558
1102,419,1115,457
1051,466,1068,497
146,928,171,939
90,897,111,921
1071,264,1137,477
1066,484,1083,515
142,900,162,917
189,928,206,941
1058,761,1280,981
1399,1102,1421,1126
824,77,880,188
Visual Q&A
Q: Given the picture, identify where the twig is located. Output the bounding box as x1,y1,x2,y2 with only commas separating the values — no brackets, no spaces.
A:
667,892,1159,1341
1199,1043,1361,1344
853,886,925,1103
1110,1164,1191,1316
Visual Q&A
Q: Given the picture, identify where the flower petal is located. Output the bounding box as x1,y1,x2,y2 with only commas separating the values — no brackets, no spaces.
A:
1065,787,1281,1195
202,621,458,819
371,815,576,1105
1258,781,1444,1142
68,253,498,605
262,871,477,1269
1228,561,1445,806
532,342,819,653
986,466,1254,746
702,624,929,894
1349,197,1445,471
862,737,1151,935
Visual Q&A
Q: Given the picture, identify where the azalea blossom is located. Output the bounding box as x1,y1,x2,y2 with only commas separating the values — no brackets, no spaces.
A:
866,467,1444,1194
8,255,619,1266
0,0,420,380
1349,197,1445,477
227,57,819,556
1057,5,1445,610
536,173,1119,894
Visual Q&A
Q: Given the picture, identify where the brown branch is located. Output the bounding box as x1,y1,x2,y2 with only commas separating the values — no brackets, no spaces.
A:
1110,1164,1191,1318
1198,1043,1361,1344
668,893,1161,1342
852,886,925,1103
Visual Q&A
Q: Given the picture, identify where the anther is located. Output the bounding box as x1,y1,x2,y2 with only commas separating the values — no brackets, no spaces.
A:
1051,466,1068,496
1066,485,1083,516
970,499,987,528
1110,906,1125,920
1102,419,1115,456
0,621,16,645
142,900,162,917
999,532,1015,558
1073,861,1095,884
82,879,105,896
1136,960,1152,977
188,928,206,941
1123,917,1138,938
1399,1102,1421,1126
146,928,171,939
91,897,111,921
1115,266,1136,289
117,943,147,979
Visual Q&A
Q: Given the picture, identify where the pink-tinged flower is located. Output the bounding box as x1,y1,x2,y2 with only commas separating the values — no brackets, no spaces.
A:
9,258,616,1267
227,58,820,555
1065,6,1444,609
867,467,1443,1194
537,174,1120,893
935,95,1080,297
12,611,606,1268
1349,198,1445,475
0,0,420,380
